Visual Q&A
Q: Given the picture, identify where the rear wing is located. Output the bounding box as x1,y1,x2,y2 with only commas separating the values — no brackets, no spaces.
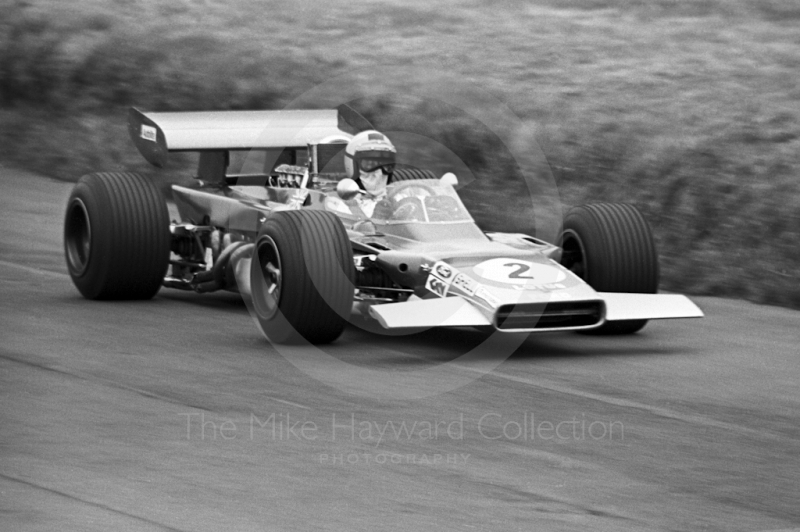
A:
128,107,353,171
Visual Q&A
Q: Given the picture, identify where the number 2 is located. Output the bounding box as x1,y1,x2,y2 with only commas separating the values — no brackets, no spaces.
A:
504,262,534,279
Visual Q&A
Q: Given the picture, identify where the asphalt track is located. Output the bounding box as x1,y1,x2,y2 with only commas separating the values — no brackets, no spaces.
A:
1,167,798,532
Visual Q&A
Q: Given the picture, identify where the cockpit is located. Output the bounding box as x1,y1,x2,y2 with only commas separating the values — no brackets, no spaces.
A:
325,179,473,225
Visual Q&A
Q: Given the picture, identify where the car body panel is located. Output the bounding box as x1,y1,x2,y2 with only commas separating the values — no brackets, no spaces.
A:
369,296,493,329
600,293,705,321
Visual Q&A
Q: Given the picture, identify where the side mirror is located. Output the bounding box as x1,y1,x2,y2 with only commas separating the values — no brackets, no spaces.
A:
440,172,458,187
336,178,363,200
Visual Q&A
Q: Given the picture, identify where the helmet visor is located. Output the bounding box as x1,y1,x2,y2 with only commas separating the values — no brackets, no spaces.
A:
359,159,396,173
354,148,395,174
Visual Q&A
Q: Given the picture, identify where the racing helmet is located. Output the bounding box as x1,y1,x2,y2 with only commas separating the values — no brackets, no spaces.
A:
344,130,396,183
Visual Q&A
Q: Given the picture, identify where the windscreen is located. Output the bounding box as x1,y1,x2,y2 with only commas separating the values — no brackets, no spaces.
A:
375,179,472,224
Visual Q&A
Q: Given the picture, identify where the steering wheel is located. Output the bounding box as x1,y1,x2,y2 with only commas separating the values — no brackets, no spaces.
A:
424,195,462,221
391,196,425,221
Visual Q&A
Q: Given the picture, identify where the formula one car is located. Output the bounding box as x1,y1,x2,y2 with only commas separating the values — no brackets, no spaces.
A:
63,108,703,344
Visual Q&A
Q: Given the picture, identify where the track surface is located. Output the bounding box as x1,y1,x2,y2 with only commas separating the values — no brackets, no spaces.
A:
1,168,798,532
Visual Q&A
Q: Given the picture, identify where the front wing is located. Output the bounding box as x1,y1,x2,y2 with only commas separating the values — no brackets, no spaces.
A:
368,292,703,332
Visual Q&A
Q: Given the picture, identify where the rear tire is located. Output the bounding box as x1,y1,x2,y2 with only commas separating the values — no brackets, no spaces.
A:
250,210,355,344
560,203,659,334
391,167,437,182
64,172,170,300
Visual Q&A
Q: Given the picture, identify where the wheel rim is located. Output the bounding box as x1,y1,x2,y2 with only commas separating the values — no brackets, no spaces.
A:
65,198,92,276
253,235,282,320
561,229,588,281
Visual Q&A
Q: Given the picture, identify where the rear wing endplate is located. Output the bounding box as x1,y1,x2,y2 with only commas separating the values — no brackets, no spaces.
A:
128,107,352,168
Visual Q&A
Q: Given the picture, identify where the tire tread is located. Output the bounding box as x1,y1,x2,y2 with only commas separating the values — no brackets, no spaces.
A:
64,172,170,300
251,209,354,344
391,167,437,182
562,202,659,334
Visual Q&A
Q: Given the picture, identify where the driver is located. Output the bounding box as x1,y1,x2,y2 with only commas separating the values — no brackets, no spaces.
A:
343,130,396,218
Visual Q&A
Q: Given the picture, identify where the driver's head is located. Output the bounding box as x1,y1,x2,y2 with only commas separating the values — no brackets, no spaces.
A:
344,130,396,197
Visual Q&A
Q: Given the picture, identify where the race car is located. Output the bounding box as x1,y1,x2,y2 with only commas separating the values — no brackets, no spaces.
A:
63,107,703,344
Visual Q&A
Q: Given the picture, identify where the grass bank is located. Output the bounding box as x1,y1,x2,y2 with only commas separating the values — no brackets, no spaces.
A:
1,0,799,308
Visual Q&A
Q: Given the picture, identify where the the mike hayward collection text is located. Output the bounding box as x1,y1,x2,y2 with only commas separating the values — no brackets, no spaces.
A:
179,412,624,443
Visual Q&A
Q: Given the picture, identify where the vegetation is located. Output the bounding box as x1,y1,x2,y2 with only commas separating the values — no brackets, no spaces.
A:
1,0,798,307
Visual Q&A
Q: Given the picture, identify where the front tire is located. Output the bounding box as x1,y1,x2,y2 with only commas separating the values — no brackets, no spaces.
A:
64,172,170,300
560,203,659,334
250,210,355,344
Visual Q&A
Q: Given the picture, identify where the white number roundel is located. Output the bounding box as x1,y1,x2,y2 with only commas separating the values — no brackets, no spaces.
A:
472,258,566,285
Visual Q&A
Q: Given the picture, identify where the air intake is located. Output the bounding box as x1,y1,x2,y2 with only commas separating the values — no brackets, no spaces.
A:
495,300,604,331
